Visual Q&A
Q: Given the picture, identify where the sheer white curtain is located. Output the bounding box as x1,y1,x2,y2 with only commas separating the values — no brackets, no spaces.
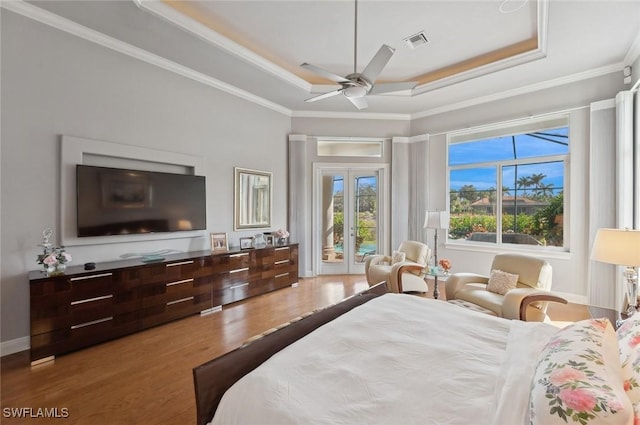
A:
390,136,428,250
588,99,617,309
288,134,311,277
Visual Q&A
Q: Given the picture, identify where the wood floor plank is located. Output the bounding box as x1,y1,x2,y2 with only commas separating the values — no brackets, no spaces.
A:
1,275,587,425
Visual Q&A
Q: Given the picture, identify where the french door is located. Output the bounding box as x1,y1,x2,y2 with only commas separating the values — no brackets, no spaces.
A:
315,165,387,275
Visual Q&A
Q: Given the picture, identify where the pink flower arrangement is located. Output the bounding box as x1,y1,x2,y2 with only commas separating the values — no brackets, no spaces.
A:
273,229,289,238
438,258,451,271
37,247,72,268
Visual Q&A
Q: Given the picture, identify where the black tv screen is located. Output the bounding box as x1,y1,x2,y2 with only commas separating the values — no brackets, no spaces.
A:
76,165,206,237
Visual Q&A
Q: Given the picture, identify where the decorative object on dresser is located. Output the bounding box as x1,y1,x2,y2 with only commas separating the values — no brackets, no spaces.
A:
273,228,290,245
29,244,299,365
36,228,72,275
253,233,267,248
263,233,275,246
591,228,640,316
239,237,253,250
210,232,228,252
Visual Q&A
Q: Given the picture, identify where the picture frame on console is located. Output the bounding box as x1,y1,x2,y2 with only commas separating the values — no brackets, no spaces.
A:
239,237,253,250
210,232,228,252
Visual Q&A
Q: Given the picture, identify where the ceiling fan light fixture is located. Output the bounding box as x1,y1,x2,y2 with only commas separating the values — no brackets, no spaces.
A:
343,85,368,98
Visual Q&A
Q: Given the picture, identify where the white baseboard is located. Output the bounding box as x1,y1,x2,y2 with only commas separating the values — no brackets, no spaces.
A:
554,291,588,306
1,336,30,357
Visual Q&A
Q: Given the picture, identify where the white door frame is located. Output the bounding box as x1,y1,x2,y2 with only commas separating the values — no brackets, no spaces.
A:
312,162,390,275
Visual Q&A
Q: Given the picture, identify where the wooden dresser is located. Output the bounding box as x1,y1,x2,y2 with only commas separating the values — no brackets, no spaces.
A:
29,244,299,364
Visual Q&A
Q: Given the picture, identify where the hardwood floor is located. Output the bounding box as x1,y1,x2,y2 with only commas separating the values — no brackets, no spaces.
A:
1,275,588,425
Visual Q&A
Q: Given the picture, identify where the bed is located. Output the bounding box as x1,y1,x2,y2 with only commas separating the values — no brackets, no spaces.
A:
193,283,639,425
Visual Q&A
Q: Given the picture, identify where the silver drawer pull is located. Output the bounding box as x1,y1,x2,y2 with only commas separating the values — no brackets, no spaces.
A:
71,316,113,330
166,296,194,306
166,278,194,287
70,273,113,282
166,260,194,267
275,273,289,279
70,294,113,306
229,267,249,274
274,260,289,265
274,247,289,252
229,253,249,258
229,282,249,290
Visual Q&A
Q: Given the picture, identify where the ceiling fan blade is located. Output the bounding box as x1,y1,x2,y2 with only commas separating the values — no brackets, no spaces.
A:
305,89,343,103
346,95,368,110
301,63,350,83
369,81,417,95
360,45,395,84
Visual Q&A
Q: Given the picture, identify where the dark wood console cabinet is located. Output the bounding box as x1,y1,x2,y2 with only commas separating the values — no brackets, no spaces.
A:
29,244,299,364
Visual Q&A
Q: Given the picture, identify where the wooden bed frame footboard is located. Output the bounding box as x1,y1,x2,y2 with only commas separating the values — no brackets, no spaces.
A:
193,282,389,425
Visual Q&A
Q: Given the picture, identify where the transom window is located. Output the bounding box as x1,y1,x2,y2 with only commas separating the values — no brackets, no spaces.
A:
447,119,569,249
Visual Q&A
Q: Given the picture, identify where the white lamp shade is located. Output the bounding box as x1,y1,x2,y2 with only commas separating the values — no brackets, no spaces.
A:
424,211,450,229
591,228,640,266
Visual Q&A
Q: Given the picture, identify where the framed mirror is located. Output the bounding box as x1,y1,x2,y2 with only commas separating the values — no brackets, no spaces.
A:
234,167,272,230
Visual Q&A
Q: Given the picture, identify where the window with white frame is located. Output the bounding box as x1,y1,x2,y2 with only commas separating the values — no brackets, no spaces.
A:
447,117,569,249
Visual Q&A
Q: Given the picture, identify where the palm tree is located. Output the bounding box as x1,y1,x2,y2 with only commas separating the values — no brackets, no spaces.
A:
537,182,555,200
516,176,532,191
529,173,546,190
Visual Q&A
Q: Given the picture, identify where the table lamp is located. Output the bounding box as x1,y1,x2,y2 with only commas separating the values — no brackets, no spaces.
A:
591,228,640,315
424,211,449,273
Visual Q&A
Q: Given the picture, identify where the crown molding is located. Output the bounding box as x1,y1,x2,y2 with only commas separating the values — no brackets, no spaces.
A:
134,0,311,92
411,62,623,120
2,0,293,117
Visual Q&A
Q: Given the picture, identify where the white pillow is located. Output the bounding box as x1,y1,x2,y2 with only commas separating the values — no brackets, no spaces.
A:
391,250,406,264
486,269,518,295
530,318,633,425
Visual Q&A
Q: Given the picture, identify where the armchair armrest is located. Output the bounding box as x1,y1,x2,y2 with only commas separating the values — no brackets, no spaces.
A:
396,263,425,292
519,292,567,321
503,288,567,321
444,273,489,301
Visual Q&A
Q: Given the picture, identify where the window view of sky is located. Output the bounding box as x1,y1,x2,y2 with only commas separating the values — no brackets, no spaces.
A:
449,127,568,192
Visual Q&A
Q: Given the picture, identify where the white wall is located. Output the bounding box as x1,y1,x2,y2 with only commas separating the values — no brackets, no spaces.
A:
1,11,291,345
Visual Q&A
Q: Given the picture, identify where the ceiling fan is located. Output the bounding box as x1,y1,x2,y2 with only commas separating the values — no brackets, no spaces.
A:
301,0,417,110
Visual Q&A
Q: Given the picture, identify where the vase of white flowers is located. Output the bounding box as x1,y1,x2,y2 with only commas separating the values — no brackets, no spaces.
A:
273,228,290,245
36,228,72,275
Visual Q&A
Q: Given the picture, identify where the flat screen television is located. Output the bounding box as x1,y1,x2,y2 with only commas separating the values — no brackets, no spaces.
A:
76,165,206,237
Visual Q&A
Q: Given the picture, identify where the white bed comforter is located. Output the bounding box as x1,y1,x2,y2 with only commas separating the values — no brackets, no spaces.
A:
210,294,557,425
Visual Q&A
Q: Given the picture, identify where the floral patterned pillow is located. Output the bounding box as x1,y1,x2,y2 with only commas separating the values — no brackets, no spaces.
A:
486,269,519,295
617,313,640,404
529,318,633,425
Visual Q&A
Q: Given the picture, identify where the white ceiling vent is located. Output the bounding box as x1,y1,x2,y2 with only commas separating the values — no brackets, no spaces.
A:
403,31,429,50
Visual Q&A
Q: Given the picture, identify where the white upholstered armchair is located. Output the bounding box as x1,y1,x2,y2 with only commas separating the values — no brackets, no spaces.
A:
444,253,566,322
364,241,431,293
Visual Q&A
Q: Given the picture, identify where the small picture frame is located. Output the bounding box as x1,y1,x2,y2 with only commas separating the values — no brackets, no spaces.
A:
210,232,228,252
239,237,253,250
264,234,275,246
